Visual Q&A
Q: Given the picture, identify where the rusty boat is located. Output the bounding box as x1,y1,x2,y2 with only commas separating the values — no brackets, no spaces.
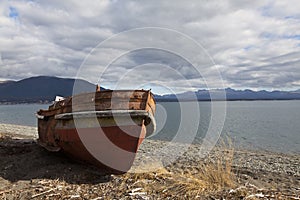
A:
36,88,156,173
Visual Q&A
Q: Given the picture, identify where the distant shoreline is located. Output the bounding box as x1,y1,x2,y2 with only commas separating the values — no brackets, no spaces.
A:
155,98,300,102
0,102,50,105
1,98,300,105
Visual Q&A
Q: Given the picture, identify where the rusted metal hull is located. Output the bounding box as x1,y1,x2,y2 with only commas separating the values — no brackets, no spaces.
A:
37,90,156,173
55,125,146,173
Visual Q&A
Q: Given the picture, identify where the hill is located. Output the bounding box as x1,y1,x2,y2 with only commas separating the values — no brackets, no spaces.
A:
0,76,97,103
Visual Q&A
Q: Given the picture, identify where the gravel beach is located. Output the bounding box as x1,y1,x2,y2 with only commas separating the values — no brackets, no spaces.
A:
0,123,299,199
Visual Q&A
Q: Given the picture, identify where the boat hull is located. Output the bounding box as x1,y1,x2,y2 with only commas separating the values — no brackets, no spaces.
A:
55,125,146,173
37,90,156,173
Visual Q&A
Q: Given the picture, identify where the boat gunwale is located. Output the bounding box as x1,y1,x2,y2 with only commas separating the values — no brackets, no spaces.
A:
36,110,157,137
54,110,154,121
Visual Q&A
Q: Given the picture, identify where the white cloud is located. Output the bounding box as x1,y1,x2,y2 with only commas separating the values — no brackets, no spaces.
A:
0,0,299,93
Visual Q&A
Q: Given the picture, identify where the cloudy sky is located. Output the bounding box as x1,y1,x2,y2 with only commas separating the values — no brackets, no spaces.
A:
0,0,300,93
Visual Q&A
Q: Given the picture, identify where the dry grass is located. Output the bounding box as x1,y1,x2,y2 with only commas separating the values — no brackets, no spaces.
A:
186,149,236,193
120,138,236,198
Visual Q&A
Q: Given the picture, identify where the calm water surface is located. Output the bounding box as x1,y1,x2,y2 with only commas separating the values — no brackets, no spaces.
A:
0,104,49,127
153,100,300,153
0,101,299,153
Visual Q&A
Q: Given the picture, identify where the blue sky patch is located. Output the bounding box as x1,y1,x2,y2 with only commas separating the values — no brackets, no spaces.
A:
9,6,19,19
283,35,300,40
261,32,300,41
244,45,255,51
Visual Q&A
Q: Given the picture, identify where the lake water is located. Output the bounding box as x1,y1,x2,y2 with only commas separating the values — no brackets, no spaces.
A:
0,101,299,154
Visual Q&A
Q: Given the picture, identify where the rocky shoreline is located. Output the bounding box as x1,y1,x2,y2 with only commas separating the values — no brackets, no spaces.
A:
0,124,299,199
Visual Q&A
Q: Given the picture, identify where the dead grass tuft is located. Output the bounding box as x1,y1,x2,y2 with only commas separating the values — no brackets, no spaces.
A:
167,142,236,197
120,138,236,198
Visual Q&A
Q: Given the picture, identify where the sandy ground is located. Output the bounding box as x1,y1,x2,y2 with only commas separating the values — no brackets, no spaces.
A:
0,124,299,199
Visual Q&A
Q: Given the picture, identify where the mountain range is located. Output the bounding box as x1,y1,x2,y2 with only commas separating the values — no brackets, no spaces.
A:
155,87,300,101
0,76,299,103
